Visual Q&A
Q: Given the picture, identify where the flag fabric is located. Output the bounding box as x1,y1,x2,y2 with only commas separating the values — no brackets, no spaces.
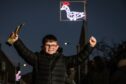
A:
75,20,87,84
76,2,88,84
79,20,86,50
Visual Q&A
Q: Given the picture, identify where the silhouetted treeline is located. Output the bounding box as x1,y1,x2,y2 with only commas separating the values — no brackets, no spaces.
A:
78,40,126,84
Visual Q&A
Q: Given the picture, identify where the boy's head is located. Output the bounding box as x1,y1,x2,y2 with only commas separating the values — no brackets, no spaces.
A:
42,34,59,55
42,34,58,45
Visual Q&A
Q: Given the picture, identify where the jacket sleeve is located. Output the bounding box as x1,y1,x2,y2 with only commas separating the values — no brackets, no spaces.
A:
14,38,37,66
65,43,94,66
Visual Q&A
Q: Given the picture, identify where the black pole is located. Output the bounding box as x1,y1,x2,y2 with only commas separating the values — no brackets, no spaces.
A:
77,1,88,84
76,45,80,84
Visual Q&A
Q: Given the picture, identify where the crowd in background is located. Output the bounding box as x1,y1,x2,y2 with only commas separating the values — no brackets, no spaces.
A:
68,41,126,84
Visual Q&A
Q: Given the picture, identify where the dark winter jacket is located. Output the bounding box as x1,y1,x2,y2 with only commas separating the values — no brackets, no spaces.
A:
110,66,126,84
14,39,93,84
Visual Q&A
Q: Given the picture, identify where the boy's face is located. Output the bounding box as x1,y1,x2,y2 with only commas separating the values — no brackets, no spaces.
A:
44,41,59,55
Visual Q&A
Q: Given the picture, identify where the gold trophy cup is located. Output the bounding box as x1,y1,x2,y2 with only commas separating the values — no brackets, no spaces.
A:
7,23,25,45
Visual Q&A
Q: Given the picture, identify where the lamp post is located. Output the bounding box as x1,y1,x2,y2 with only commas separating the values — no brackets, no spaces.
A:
77,1,88,84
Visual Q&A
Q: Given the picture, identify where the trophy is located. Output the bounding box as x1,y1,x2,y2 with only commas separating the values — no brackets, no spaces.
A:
6,23,25,46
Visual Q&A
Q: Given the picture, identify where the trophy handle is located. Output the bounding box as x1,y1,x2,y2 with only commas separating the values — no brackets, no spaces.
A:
6,23,25,46
15,23,25,35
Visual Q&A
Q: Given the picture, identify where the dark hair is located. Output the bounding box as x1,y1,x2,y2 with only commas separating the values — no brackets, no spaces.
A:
42,34,58,45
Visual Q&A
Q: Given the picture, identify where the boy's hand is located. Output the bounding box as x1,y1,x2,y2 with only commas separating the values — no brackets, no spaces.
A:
89,36,97,47
7,32,19,45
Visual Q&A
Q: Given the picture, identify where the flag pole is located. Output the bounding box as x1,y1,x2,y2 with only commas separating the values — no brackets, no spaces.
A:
77,0,88,84
84,0,88,75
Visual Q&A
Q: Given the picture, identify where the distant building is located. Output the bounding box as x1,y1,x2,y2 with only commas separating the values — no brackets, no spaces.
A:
21,72,32,84
0,43,32,84
0,43,16,83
